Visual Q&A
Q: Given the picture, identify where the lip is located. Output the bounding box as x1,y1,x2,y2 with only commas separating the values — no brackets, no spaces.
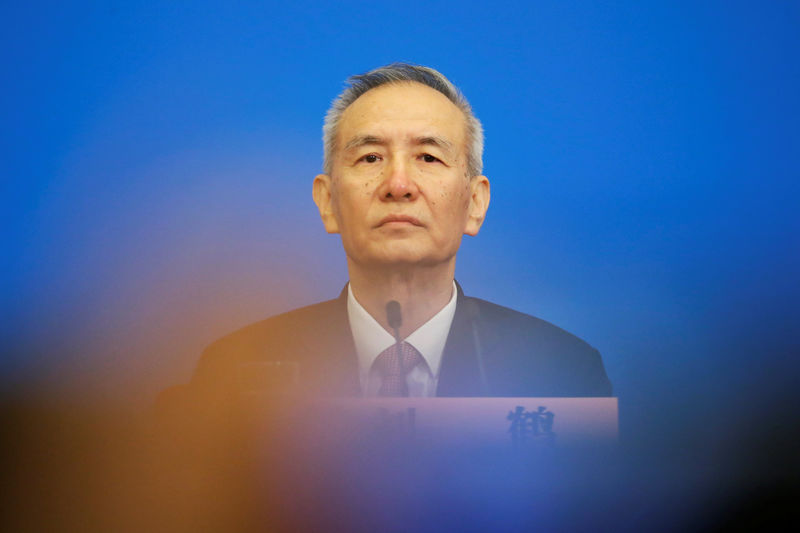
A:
376,214,423,228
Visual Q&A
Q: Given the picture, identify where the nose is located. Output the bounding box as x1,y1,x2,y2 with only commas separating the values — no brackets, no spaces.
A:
379,157,419,201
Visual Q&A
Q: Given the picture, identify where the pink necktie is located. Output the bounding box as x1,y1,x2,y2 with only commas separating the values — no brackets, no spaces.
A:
373,341,424,397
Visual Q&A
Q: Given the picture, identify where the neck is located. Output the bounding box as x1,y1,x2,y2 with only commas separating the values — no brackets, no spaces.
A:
347,260,456,339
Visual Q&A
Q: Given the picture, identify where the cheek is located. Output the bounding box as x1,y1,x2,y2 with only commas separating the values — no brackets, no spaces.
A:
432,183,472,225
432,178,460,203
447,182,472,211
332,180,375,223
362,181,373,197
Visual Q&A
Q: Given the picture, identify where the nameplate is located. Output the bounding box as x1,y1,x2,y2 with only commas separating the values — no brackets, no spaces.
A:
252,397,618,450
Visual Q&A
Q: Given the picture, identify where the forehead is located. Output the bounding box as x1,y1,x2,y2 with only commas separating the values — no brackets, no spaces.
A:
336,82,468,150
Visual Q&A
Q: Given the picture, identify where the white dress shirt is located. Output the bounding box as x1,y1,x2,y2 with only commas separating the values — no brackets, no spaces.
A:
346,281,458,397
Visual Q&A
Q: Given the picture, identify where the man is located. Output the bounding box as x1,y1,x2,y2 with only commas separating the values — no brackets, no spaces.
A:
190,63,612,402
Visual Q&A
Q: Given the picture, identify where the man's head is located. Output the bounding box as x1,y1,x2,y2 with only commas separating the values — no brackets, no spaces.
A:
323,63,484,179
313,63,490,271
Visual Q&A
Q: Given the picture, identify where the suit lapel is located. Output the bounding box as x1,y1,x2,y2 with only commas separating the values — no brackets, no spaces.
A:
300,286,361,397
436,282,484,397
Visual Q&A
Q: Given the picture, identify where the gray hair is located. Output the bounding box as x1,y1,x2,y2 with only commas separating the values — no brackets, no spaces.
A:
322,63,484,177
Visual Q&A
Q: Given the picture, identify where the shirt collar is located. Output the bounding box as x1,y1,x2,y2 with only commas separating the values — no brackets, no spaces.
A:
347,281,458,386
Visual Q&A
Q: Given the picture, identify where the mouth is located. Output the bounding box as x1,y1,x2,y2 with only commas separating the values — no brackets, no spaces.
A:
376,214,423,228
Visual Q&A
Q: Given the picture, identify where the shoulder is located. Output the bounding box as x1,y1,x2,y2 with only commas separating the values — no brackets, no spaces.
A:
206,298,342,354
466,296,596,353
191,297,343,387
461,296,613,397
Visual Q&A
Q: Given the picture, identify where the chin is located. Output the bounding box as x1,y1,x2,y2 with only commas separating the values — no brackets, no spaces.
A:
369,250,454,269
345,239,456,268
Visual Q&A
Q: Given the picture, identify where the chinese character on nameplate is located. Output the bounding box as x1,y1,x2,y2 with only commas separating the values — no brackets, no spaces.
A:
507,405,556,447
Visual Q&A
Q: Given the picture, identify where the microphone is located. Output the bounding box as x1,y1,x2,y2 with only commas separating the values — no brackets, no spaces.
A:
464,299,490,396
386,300,402,342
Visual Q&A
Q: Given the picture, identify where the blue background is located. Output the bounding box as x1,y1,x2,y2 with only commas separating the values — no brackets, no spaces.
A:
2,1,798,525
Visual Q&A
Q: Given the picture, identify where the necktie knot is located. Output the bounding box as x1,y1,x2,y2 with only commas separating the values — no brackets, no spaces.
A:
373,341,424,397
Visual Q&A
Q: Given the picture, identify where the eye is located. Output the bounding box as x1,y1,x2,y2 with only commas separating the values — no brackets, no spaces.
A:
358,154,381,163
420,153,441,163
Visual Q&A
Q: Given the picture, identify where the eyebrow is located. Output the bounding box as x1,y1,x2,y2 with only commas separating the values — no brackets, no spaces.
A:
343,134,455,155
416,136,454,154
343,135,385,151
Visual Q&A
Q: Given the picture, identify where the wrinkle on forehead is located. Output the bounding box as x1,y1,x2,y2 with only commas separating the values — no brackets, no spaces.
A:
343,134,456,157
334,82,468,160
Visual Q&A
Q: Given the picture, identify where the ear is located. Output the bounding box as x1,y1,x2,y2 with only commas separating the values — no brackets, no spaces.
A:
312,174,340,234
464,175,490,236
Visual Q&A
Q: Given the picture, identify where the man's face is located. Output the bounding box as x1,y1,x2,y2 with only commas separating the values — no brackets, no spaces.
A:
313,82,490,270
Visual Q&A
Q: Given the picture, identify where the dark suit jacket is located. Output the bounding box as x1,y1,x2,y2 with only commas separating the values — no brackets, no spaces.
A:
189,284,613,402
